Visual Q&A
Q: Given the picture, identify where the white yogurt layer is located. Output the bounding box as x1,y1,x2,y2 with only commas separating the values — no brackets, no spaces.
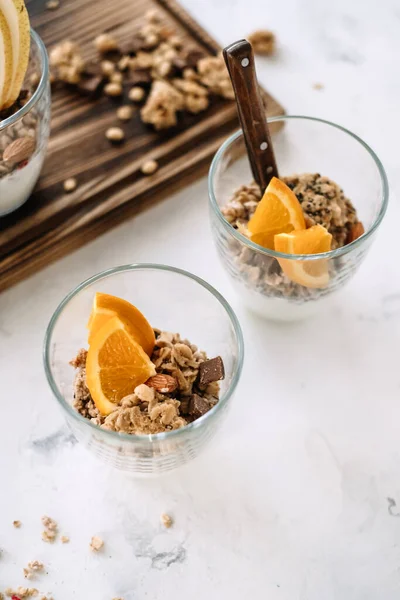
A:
231,278,335,321
0,148,45,216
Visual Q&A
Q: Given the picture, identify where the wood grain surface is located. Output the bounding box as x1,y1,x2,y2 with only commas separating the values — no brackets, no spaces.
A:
0,0,284,292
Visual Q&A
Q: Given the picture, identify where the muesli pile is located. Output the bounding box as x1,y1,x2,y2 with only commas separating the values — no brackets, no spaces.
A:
220,173,364,297
71,293,225,434
49,9,234,137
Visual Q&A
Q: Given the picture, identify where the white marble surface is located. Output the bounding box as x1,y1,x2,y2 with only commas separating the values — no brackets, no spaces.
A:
1,0,400,597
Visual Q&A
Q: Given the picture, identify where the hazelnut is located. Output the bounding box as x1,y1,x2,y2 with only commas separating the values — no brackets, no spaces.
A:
110,71,123,84
104,82,123,96
63,177,77,193
105,127,125,142
95,33,119,54
117,105,133,121
141,159,158,175
128,87,145,102
100,60,115,77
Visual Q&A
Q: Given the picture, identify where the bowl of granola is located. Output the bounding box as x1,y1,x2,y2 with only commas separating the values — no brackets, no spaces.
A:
208,115,389,321
44,264,244,474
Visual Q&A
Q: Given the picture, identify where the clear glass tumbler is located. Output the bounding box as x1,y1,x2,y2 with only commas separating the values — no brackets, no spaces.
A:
44,264,244,475
0,29,50,216
209,116,389,321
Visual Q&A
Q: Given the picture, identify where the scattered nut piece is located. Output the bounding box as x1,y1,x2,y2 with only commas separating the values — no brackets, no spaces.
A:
63,177,77,193
90,535,104,552
110,71,123,84
128,87,145,102
105,127,125,142
100,60,115,77
248,29,276,56
312,82,324,90
28,561,44,572
29,72,40,87
104,82,123,96
46,0,59,8
13,520,21,528
118,55,130,71
61,535,70,544
160,513,173,528
95,33,118,54
141,159,158,175
116,105,133,121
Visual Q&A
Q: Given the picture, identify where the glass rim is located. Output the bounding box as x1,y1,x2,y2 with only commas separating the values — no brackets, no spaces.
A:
208,115,389,262
43,263,245,444
0,29,49,131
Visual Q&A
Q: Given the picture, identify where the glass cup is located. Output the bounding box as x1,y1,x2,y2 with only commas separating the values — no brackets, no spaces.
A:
0,29,50,217
44,264,244,475
209,116,389,321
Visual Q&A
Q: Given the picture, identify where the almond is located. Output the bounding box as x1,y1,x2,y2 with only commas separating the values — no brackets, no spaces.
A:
347,221,365,244
3,137,35,165
146,374,177,393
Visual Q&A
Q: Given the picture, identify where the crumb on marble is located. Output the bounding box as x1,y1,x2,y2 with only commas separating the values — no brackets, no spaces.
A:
61,535,70,544
312,82,324,90
13,520,21,528
160,513,173,528
90,535,104,552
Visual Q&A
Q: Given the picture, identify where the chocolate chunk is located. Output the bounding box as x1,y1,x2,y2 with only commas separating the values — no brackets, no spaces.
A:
77,73,104,97
188,394,211,419
184,48,207,69
198,356,225,387
125,69,152,88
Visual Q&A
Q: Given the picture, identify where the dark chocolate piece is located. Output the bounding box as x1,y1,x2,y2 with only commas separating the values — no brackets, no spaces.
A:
77,74,104,97
125,69,152,88
198,356,225,387
188,394,211,419
184,48,207,69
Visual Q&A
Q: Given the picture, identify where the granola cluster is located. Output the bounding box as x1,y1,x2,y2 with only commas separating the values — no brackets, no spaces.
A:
248,30,276,56
49,10,233,133
220,173,361,299
72,330,223,435
222,174,359,250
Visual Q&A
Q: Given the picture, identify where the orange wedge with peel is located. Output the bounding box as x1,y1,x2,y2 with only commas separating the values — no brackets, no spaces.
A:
86,315,156,416
274,225,332,289
87,292,155,356
247,177,306,249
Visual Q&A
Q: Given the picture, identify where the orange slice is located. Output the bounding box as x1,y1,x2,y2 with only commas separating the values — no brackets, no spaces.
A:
248,177,306,249
274,225,332,289
86,315,156,415
87,292,155,356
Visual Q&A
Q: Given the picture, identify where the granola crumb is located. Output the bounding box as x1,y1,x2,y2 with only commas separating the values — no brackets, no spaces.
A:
28,561,44,572
116,105,133,121
160,513,173,528
312,82,324,90
141,80,184,130
90,535,104,552
13,520,21,528
61,535,70,544
46,0,59,9
63,177,77,193
248,29,276,56
128,87,145,102
141,159,158,175
197,55,234,99
100,60,115,77
105,127,125,142
41,516,57,531
42,530,56,543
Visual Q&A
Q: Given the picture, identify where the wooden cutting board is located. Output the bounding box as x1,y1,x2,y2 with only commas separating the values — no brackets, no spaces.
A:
0,0,284,292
